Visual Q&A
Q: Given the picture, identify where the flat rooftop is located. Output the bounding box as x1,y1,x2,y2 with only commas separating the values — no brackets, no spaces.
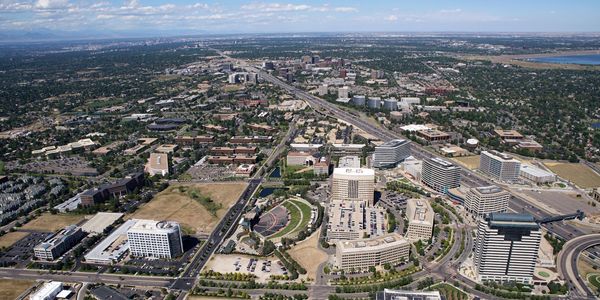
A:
333,167,375,176
379,139,408,148
474,185,504,195
81,212,124,234
337,232,408,253
427,157,457,168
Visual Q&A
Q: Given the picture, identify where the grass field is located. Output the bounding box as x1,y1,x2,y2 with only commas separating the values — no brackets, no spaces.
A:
21,213,86,232
288,232,328,280
544,162,600,188
0,279,34,299
128,182,247,235
451,155,480,170
0,231,29,248
290,200,312,235
430,283,468,300
588,274,600,290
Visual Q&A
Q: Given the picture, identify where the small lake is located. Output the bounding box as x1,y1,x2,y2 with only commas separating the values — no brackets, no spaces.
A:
527,54,600,65
269,166,281,178
259,187,287,197
592,123,600,129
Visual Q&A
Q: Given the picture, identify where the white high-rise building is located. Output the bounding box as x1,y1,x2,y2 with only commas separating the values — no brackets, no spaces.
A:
464,185,510,217
331,168,375,205
318,84,328,96
127,220,183,259
474,213,541,284
338,86,349,99
421,157,461,193
405,199,434,242
372,139,411,169
479,150,521,182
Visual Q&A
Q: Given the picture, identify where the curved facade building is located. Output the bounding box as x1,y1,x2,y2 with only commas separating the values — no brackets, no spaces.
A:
127,220,183,259
372,139,411,169
421,157,461,193
464,185,510,217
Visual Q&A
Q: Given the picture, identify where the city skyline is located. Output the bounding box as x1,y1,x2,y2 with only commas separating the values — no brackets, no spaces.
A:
1,0,600,39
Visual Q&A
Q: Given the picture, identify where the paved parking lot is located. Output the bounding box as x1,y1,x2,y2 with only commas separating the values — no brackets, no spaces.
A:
204,254,288,282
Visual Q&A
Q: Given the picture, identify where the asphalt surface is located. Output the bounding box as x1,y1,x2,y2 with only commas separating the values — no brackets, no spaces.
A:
557,234,600,299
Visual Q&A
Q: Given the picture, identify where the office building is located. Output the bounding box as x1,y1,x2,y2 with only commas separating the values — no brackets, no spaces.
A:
367,97,381,109
405,199,434,242
474,213,541,284
145,152,169,176
338,156,361,168
331,168,375,205
464,186,510,217
34,225,85,260
400,156,422,181
335,233,410,271
372,139,411,169
480,150,521,182
421,157,461,193
376,289,441,300
318,84,328,96
382,98,398,111
352,95,366,106
127,220,184,259
338,86,349,99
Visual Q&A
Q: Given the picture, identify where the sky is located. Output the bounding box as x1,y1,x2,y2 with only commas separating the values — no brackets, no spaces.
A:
1,0,599,35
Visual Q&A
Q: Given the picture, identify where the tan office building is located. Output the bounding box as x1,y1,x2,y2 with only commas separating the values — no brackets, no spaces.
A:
335,233,410,271
405,199,434,242
331,168,375,205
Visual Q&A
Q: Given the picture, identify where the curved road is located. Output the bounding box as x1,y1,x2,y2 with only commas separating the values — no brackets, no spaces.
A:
557,233,600,299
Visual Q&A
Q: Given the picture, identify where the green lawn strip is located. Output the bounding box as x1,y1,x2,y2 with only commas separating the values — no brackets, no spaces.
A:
268,201,301,239
589,274,600,289
289,200,312,234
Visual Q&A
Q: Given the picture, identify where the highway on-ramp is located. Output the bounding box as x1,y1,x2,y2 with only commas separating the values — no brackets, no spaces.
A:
557,234,600,299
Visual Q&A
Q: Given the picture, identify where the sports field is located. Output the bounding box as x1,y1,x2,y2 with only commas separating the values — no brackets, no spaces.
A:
128,182,247,235
21,213,86,232
544,162,600,188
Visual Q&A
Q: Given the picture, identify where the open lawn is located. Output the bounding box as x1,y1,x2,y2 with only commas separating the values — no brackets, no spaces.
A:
544,162,600,188
430,283,468,300
588,274,600,291
0,279,34,299
21,213,86,232
288,231,328,280
128,182,247,235
451,155,480,170
0,231,29,248
290,199,312,235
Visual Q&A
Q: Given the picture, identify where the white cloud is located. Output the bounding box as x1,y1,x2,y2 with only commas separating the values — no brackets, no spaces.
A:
385,15,398,22
334,7,357,13
241,3,310,12
34,0,69,9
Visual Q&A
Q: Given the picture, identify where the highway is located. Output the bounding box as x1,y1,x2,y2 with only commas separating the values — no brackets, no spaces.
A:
0,269,173,287
557,234,600,299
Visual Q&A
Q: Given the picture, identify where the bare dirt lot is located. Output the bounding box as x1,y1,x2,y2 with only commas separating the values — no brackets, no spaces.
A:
128,182,247,235
21,213,87,232
203,254,287,282
0,279,34,299
451,155,480,170
543,162,600,189
0,231,30,248
288,232,328,280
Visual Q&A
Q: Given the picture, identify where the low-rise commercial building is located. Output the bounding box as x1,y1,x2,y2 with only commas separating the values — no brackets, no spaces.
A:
335,233,410,271
376,289,441,300
327,200,386,241
405,199,434,242
145,153,169,176
34,225,85,260
520,164,555,184
417,129,451,144
30,281,63,300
